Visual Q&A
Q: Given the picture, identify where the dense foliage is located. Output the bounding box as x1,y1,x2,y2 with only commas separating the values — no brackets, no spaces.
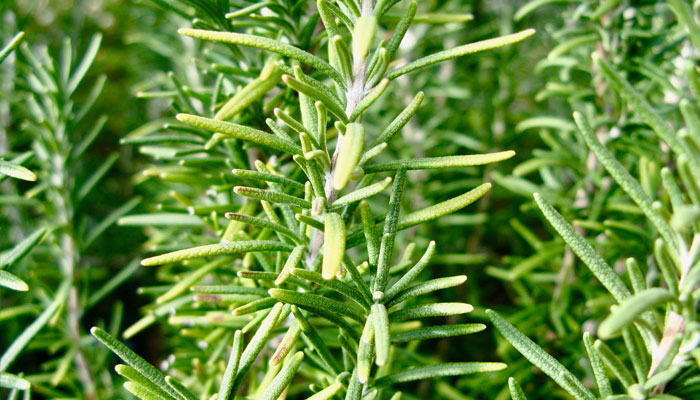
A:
1,1,700,399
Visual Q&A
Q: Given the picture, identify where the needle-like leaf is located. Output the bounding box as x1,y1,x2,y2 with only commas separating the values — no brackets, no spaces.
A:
487,310,595,400
91,327,187,400
364,151,515,173
177,113,302,155
322,212,346,280
392,324,486,343
178,29,345,87
141,241,294,266
375,362,506,386
0,160,36,182
387,29,536,79
598,288,675,339
534,193,630,302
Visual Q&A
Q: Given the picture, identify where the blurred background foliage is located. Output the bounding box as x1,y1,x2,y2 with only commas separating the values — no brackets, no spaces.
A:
1,0,695,399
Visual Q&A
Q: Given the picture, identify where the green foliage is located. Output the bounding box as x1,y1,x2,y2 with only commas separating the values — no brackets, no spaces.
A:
485,0,700,399
99,1,531,398
6,0,700,399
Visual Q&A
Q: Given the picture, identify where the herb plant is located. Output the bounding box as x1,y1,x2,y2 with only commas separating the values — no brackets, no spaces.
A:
90,0,534,399
8,1,700,400
487,1,700,399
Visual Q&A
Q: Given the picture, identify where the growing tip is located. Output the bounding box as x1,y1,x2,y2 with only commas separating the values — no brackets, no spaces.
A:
141,257,158,267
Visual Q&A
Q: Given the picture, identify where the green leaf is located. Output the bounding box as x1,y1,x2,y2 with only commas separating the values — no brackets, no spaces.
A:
1,281,69,372
583,332,612,398
390,303,472,321
0,372,30,391
366,48,389,88
387,275,467,307
216,63,282,120
292,307,342,375
374,168,407,293
387,29,535,79
123,381,163,400
258,352,304,400
334,177,392,207
322,212,346,280
156,258,228,304
232,169,305,191
165,377,198,400
234,186,311,208
238,271,310,289
345,369,362,400
487,310,595,400
118,213,203,227
178,29,345,87
115,365,177,400
375,362,506,386
226,213,303,244
372,303,391,366
334,123,365,191
275,245,306,285
348,78,389,122
233,297,277,316
0,270,28,291
0,31,24,64
352,16,377,58
594,54,700,185
0,227,46,269
270,322,301,366
385,1,416,59
67,33,101,96
306,382,343,400
392,324,486,343
330,35,352,83
91,326,186,400
667,0,700,61
384,241,436,301
508,377,528,400
269,288,364,323
177,113,302,155
398,183,491,230
0,160,36,182
141,241,294,266
594,339,635,388
291,269,370,309
364,151,515,173
357,314,374,384
372,92,424,147
598,288,675,339
234,303,284,393
361,201,380,266
77,153,118,202
283,74,347,123
534,193,630,302
218,330,243,400
573,112,678,252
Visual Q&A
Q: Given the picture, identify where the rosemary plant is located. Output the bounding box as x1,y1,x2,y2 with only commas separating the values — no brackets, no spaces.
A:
1,27,140,398
487,1,700,399
92,0,533,399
